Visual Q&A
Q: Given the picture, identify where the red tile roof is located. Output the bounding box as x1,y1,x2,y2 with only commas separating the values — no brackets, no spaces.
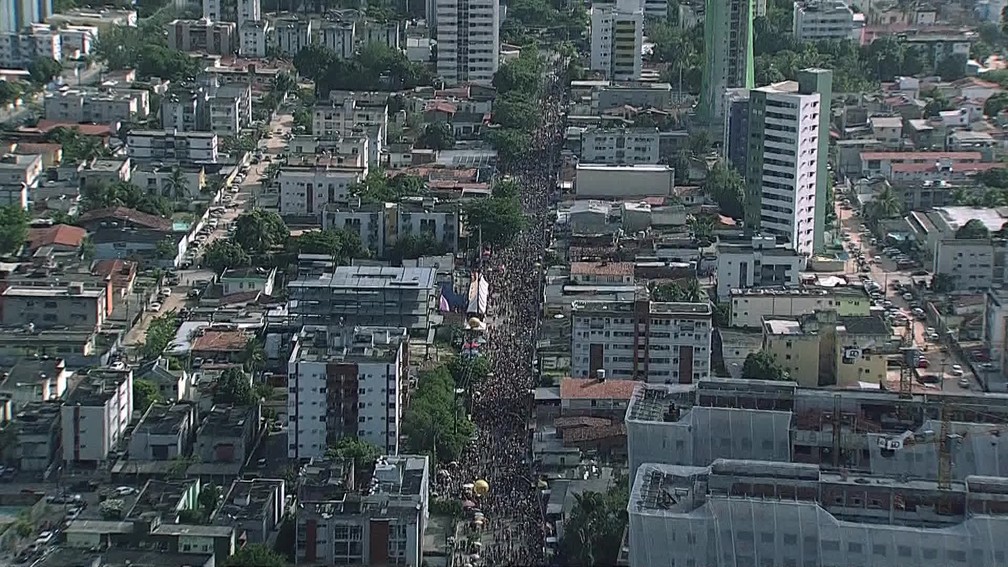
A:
77,206,173,232
560,378,638,400
192,330,249,353
26,224,86,251
92,259,136,292
34,120,115,137
425,101,458,114
891,162,1005,174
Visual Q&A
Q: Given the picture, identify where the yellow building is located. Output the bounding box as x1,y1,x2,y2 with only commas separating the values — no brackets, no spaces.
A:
762,311,891,387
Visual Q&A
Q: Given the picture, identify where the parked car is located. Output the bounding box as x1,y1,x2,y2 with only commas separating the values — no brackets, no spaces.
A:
34,531,54,546
959,378,971,388
950,364,964,377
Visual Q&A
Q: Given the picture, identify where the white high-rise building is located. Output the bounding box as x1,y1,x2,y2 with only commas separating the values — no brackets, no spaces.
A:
590,0,644,81
202,0,220,21
1,0,53,34
435,0,500,86
746,81,822,256
286,326,407,459
792,0,865,43
237,0,261,31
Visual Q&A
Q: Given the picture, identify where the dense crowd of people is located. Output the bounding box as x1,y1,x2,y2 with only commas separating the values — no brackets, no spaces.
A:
436,56,567,567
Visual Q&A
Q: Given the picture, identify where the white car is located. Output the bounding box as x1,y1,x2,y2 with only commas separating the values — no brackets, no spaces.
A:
148,302,162,312
159,288,172,297
950,364,964,377
35,531,54,545
115,486,137,496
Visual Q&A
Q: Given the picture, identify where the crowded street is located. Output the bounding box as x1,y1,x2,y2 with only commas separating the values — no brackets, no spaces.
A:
434,57,567,567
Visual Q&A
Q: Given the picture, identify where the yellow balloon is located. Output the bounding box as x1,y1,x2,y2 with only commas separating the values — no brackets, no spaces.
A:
474,479,489,496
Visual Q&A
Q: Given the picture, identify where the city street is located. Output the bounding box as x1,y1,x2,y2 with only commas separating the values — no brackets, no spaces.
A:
836,193,976,392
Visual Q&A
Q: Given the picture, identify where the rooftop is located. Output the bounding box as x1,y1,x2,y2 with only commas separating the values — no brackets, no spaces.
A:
289,265,436,290
933,206,1008,232
213,478,282,526
294,325,406,363
570,261,634,277
37,549,212,567
77,206,173,232
7,357,64,386
575,163,673,172
128,478,197,519
191,329,249,353
860,151,983,161
560,377,639,400
134,403,191,436
571,299,712,316
66,367,130,406
12,401,61,435
25,224,87,251
197,404,257,439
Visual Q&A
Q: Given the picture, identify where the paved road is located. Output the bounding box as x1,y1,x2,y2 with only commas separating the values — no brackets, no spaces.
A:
836,194,975,393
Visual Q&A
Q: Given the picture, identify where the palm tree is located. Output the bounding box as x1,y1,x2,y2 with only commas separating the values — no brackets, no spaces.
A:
868,185,902,220
165,167,189,202
241,338,266,374
687,214,715,243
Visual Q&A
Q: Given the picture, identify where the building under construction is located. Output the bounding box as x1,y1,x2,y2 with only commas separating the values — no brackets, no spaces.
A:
627,379,1008,486
628,459,1008,567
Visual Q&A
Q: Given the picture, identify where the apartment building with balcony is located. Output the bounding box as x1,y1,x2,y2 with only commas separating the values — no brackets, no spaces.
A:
167,18,236,54
61,367,133,465
589,0,644,81
126,130,219,163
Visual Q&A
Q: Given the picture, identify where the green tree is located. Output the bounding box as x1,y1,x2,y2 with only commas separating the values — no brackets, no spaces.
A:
651,279,704,302
985,92,1008,116
493,92,540,131
81,180,172,217
233,210,288,255
931,273,956,293
956,218,991,240
463,194,526,248
687,214,715,244
702,162,745,219
203,239,252,272
742,351,787,381
559,482,628,567
448,355,490,390
95,25,198,81
401,364,474,461
492,50,544,96
271,72,296,96
0,80,24,105
935,53,968,81
327,437,382,469
923,91,953,118
198,484,221,521
417,122,455,150
0,206,28,255
292,107,312,133
214,367,255,406
223,544,287,567
142,314,180,359
351,171,426,203
293,45,335,84
27,57,61,85
133,380,162,413
975,168,1008,188
389,234,449,263
165,167,189,201
241,338,266,374
713,303,730,327
485,128,530,164
288,229,365,262
866,185,903,220
45,127,109,162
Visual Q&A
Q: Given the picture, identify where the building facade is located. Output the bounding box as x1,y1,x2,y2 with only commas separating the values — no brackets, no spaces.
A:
589,0,644,81
699,0,755,119
277,164,365,216
434,0,500,85
0,0,53,34
715,236,805,299
287,326,407,459
792,0,865,43
570,299,713,383
580,127,660,165
744,69,832,256
61,367,133,464
126,130,219,163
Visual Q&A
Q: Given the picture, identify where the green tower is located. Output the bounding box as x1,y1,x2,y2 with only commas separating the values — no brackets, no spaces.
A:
699,0,755,122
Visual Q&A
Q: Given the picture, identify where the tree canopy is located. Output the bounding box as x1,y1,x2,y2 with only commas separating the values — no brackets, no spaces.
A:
742,351,788,381
95,26,199,82
203,240,252,272
27,57,62,86
417,122,455,151
293,43,432,95
559,482,629,567
956,219,991,240
81,181,173,217
142,314,180,360
0,206,28,256
287,229,366,263
133,380,162,414
233,210,288,255
351,172,426,204
401,364,475,461
223,545,287,567
327,437,382,470
703,162,745,220
463,193,526,248
389,234,449,263
214,368,256,406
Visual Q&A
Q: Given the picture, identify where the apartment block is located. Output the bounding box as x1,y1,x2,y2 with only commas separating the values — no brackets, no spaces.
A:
763,311,890,388
297,455,429,566
2,281,108,330
985,289,1008,383
319,19,356,58
59,24,97,58
0,357,68,408
435,0,500,85
44,87,150,124
277,162,365,216
570,299,713,383
194,404,260,465
127,403,195,461
272,16,312,57
61,367,133,464
0,0,54,34
905,206,1008,291
728,286,871,328
714,235,805,299
126,130,219,163
167,18,236,54
589,0,644,81
579,127,660,165
313,92,388,155
321,200,460,255
287,325,408,459
11,401,61,472
744,69,832,256
287,265,436,330
792,0,865,43
0,23,61,68
239,20,269,57
161,87,211,132
629,460,1008,567
0,152,42,209
238,0,260,30
700,0,755,119
212,479,285,545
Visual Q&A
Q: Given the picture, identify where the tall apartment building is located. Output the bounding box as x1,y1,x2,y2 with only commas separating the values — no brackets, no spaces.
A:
628,460,1008,567
286,326,408,459
744,69,833,256
0,23,61,68
237,0,260,30
297,455,429,566
287,265,437,331
44,87,150,124
203,0,220,21
434,0,500,85
589,0,644,81
793,0,865,43
61,367,133,465
699,0,755,120
276,160,365,216
0,0,53,34
272,16,312,57
570,299,713,383
321,200,461,255
319,19,356,58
